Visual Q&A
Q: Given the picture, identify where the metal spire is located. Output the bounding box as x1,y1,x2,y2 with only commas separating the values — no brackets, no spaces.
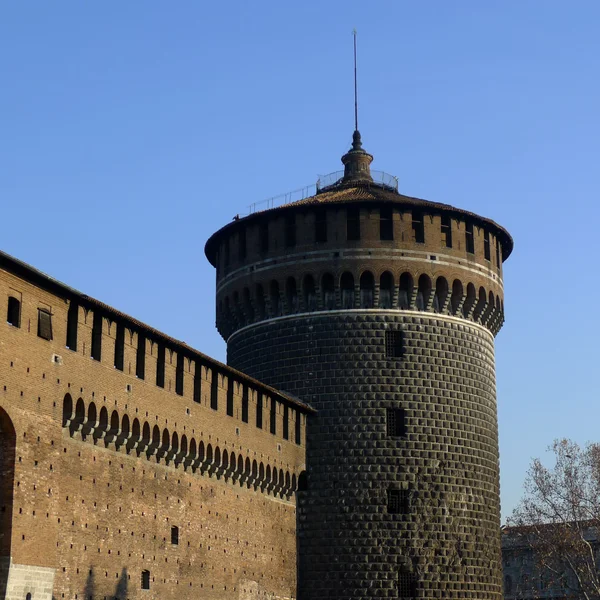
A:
353,28,358,132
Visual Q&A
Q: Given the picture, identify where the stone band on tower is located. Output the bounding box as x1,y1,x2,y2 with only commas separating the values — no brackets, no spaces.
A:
205,132,512,600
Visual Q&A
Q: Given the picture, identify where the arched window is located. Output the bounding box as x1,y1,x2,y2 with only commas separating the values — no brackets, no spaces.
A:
286,277,298,313
243,288,253,323
141,570,150,590
359,271,374,308
62,394,73,428
340,272,355,309
474,286,487,321
303,275,316,312
6,296,21,328
463,283,476,318
26,593,32,600
433,277,448,313
0,407,16,559
398,273,413,310
255,284,265,320
270,281,281,317
321,274,335,310
379,272,394,309
451,279,463,315
416,274,431,311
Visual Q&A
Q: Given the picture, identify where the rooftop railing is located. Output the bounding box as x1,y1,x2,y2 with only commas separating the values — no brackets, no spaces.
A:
245,170,399,216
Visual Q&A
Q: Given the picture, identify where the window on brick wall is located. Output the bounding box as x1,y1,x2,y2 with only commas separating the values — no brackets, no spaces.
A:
387,489,409,514
260,221,269,254
412,210,425,243
398,569,417,599
136,334,146,380
441,214,452,248
242,386,249,423
211,373,218,410
37,309,53,341
193,361,201,403
91,312,103,361
171,525,179,545
114,322,125,371
386,408,406,437
385,330,404,358
141,570,150,590
380,205,394,241
347,206,360,241
496,239,501,268
256,392,263,429
283,405,289,440
7,296,21,328
175,353,184,396
315,209,327,243
295,411,301,445
156,345,165,388
465,221,475,254
270,398,277,434
66,302,78,350
484,229,491,261
238,227,247,261
284,213,296,248
226,380,234,416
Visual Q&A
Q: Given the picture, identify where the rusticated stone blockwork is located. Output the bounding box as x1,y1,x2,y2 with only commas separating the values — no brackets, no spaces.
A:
0,252,311,600
228,312,502,599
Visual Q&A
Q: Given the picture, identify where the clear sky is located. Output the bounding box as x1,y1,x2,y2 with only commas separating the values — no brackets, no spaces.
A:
1,1,598,521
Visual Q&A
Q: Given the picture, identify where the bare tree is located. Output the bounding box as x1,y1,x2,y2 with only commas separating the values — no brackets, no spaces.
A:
508,438,600,600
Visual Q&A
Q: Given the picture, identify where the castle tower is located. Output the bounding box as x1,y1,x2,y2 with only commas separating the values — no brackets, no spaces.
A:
205,130,512,600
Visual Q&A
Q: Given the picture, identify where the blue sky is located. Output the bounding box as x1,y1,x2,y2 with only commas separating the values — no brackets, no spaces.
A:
1,2,598,520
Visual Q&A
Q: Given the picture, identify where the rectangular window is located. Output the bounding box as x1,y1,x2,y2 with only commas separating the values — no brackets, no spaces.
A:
380,206,394,241
141,570,150,590
238,227,247,261
136,334,146,380
283,405,289,440
285,214,296,248
386,408,406,437
295,411,301,445
193,361,201,403
66,302,78,350
441,215,452,248
226,379,234,416
211,372,218,410
7,296,21,328
412,210,425,243
465,221,475,254
156,345,165,388
260,221,269,254
315,209,327,243
484,230,491,261
347,207,360,241
256,392,263,429
37,309,53,341
387,489,409,514
114,323,125,370
242,386,249,423
175,353,184,396
385,330,404,358
171,526,179,545
270,398,277,434
496,239,501,267
398,570,417,599
91,312,103,361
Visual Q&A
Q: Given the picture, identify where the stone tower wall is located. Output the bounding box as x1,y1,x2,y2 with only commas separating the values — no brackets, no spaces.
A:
228,312,502,599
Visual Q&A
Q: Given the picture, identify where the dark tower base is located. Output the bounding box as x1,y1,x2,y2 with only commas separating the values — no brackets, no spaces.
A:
229,311,502,600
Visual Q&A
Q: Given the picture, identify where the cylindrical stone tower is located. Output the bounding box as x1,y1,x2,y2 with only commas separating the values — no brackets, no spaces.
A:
205,131,512,600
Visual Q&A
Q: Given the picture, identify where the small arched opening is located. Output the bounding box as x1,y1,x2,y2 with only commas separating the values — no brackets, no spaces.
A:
303,275,316,312
340,272,355,309
322,273,335,310
270,281,281,317
255,284,265,320
62,393,73,428
450,279,463,315
359,271,374,308
433,277,448,313
398,273,413,309
286,277,298,313
243,288,254,323
463,283,476,318
416,274,432,311
379,272,394,309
